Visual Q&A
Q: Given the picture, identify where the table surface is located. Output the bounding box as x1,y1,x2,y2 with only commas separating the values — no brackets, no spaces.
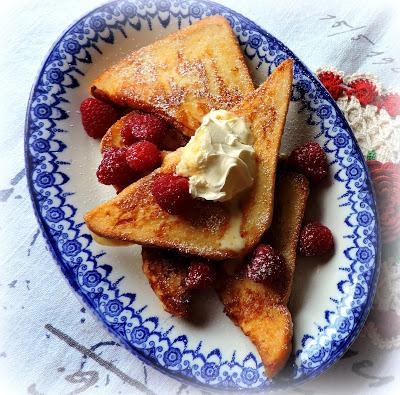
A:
1,0,399,394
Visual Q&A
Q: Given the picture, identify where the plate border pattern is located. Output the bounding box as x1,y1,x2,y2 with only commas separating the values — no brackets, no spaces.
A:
24,0,380,391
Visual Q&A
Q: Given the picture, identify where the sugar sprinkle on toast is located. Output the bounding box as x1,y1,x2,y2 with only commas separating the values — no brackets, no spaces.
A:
90,16,254,136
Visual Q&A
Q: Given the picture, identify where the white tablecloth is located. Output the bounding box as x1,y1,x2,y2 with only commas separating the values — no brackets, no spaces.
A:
1,0,399,394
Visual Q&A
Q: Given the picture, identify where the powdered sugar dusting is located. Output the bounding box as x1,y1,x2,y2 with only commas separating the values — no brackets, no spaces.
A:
92,16,254,135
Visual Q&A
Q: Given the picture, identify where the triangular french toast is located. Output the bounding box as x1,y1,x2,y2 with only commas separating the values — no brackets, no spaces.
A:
84,60,293,260
217,169,309,378
90,16,254,136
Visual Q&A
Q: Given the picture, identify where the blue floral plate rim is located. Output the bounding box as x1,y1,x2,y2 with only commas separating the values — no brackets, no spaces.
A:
24,0,380,392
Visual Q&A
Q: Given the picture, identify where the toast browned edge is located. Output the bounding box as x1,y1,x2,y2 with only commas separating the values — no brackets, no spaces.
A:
90,16,254,136
234,59,294,252
217,169,309,378
264,170,310,303
141,247,191,317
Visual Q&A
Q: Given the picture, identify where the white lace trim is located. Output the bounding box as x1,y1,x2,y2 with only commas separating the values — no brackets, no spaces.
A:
315,65,344,78
343,73,382,94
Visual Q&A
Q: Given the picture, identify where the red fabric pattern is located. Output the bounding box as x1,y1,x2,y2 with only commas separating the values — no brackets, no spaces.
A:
381,93,400,117
368,160,400,245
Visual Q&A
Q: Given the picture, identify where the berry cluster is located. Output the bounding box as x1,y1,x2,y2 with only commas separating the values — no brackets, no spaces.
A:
286,141,334,257
96,142,161,187
80,97,167,188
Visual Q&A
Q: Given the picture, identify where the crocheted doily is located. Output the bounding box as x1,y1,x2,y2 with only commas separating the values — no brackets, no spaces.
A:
317,67,400,163
317,67,400,350
337,96,400,163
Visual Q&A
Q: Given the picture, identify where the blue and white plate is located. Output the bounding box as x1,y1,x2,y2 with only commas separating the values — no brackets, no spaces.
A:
25,0,380,391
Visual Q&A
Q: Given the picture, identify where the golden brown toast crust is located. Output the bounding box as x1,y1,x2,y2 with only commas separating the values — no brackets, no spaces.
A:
218,170,309,378
141,247,190,317
232,60,294,249
85,149,234,259
264,170,310,303
91,16,254,136
84,60,294,260
220,278,293,377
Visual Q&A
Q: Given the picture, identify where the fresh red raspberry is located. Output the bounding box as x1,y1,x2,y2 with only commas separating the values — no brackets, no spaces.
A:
151,174,191,215
245,244,287,283
184,261,217,290
288,142,328,183
96,147,135,187
125,141,161,174
80,97,120,138
299,222,334,256
120,113,167,146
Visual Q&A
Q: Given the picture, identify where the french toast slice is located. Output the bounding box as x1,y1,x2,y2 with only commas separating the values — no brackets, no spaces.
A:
217,170,309,378
141,247,191,317
84,60,293,260
91,16,254,136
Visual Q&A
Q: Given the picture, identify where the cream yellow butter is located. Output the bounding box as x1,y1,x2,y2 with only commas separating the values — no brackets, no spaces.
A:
176,109,256,202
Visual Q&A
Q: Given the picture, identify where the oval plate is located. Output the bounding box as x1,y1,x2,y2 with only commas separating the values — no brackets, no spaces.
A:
25,0,380,391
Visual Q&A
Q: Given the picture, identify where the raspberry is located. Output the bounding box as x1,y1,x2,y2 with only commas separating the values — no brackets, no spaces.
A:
288,142,328,183
80,97,120,138
298,222,334,256
151,174,191,215
245,244,287,284
126,141,161,174
184,261,216,290
96,147,135,187
120,113,167,146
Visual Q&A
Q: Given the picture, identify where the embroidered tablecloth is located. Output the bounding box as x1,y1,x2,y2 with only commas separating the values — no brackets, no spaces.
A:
1,0,399,394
